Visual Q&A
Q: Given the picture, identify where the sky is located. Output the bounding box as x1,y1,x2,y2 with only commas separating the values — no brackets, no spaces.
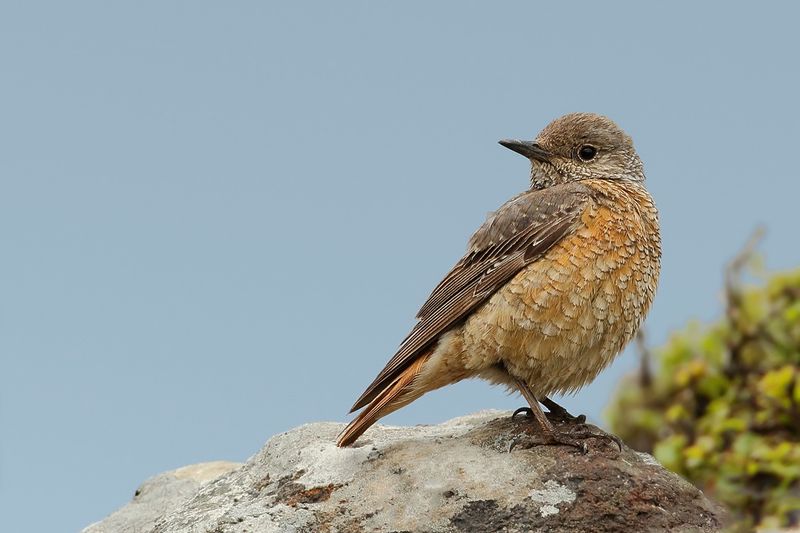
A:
2,2,799,531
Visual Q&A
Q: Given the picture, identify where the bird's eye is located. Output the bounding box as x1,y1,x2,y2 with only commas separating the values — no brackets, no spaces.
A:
577,145,597,162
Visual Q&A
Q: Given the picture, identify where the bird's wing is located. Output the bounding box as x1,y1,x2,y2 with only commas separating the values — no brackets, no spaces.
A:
350,182,592,412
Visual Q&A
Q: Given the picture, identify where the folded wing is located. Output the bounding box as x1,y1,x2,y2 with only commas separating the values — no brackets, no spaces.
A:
349,182,591,412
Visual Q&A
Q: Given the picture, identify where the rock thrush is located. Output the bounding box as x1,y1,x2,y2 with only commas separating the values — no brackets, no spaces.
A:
337,113,661,449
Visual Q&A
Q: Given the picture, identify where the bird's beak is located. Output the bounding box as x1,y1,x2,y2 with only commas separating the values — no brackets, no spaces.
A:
498,139,552,162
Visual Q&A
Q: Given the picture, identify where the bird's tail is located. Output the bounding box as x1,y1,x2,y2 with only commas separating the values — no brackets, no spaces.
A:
336,352,432,447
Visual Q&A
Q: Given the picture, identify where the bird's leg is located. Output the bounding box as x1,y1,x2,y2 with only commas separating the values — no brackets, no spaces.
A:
509,378,586,453
541,397,586,424
509,378,620,454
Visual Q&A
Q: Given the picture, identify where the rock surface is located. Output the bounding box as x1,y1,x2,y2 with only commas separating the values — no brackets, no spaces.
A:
83,411,726,532
82,461,243,533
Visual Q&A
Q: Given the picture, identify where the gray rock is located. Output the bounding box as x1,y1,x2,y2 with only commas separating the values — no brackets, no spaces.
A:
83,461,243,533
84,411,727,532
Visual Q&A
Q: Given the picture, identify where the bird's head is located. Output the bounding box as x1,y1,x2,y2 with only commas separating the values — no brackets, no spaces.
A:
500,113,644,189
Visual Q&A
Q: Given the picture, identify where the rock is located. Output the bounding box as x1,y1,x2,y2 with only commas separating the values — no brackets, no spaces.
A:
82,461,243,533
84,411,727,532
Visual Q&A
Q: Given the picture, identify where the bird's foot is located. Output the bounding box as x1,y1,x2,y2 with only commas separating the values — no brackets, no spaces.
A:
507,428,586,454
545,407,586,424
511,404,586,424
540,397,587,424
508,421,622,455
560,423,622,453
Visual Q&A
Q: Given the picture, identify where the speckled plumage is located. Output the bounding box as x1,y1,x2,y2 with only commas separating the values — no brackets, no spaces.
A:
338,113,661,447
466,179,660,396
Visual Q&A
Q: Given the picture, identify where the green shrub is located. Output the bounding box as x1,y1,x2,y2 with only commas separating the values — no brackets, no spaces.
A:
607,254,800,529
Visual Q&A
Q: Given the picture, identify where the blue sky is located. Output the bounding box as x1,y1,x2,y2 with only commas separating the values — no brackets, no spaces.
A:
2,2,799,531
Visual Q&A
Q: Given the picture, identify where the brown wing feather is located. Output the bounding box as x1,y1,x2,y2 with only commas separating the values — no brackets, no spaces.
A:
349,182,591,413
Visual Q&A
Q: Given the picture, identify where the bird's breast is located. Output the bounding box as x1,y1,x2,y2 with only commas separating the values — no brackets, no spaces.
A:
461,180,661,397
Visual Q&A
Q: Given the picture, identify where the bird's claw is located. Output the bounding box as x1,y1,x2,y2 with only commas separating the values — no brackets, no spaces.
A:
512,407,534,419
563,424,623,453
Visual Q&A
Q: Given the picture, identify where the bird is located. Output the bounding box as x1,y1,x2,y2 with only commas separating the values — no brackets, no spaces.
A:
337,113,661,449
